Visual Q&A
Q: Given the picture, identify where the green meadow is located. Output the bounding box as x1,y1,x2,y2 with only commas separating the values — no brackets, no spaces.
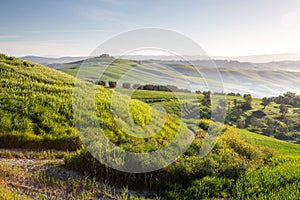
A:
0,54,299,199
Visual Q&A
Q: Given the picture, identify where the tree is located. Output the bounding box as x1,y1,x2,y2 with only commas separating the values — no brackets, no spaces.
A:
132,84,141,89
291,97,300,107
242,94,252,110
250,117,260,128
201,92,211,107
236,118,246,128
228,99,243,122
99,53,111,58
275,124,289,140
108,81,117,88
261,97,271,109
96,80,106,87
283,91,296,98
122,82,131,89
213,104,226,122
227,92,237,96
233,99,237,106
279,104,288,117
264,123,275,136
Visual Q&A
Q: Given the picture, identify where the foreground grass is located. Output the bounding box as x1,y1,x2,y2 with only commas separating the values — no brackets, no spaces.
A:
236,156,300,200
0,186,31,200
65,122,274,198
0,158,146,200
0,149,65,159
64,121,300,199
0,162,30,200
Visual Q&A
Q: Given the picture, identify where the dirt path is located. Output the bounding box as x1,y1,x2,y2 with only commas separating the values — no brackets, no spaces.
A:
0,157,149,199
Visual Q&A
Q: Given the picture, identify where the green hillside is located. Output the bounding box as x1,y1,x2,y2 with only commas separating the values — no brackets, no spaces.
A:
1,54,299,199
56,56,300,97
0,54,187,153
0,54,79,150
126,89,300,143
65,121,300,199
238,128,300,156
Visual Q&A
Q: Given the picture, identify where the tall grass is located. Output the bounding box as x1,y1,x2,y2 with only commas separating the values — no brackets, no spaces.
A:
0,54,80,150
236,156,300,199
65,122,272,194
0,54,188,153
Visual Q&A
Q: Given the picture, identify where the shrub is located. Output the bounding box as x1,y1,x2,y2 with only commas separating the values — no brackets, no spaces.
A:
185,177,234,199
236,156,300,199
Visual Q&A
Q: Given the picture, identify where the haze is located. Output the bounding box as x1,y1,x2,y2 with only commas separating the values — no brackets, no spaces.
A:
1,0,300,57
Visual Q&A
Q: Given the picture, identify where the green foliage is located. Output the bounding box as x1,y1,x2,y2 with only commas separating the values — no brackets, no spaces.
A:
0,131,80,150
239,128,300,156
1,55,183,152
279,103,288,117
243,94,252,110
224,93,300,143
2,55,300,199
65,123,272,196
198,119,211,130
64,84,300,199
165,177,234,200
201,91,211,107
187,177,233,199
236,156,300,199
274,92,300,107
0,55,81,150
0,186,31,200
261,97,271,109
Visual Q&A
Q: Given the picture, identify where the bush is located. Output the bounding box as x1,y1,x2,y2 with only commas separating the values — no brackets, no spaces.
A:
185,177,234,199
236,156,300,199
65,122,272,195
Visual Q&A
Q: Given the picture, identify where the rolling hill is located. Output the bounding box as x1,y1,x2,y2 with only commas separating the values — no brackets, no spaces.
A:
0,54,187,153
42,56,300,97
0,54,80,150
119,53,300,63
1,54,300,199
20,56,86,65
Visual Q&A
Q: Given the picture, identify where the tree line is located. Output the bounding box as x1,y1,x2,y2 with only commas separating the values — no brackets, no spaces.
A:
94,80,191,92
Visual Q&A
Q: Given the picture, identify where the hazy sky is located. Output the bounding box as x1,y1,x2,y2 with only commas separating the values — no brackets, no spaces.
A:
1,0,300,57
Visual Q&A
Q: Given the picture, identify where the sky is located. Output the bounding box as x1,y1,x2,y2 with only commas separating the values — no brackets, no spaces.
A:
1,0,300,57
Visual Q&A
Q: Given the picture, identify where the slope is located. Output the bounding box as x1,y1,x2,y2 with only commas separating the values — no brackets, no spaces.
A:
52,57,300,97
0,54,187,152
0,54,79,150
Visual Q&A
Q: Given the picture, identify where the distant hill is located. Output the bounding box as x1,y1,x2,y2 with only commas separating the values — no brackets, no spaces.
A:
20,56,87,65
21,54,300,72
46,56,300,97
19,54,300,97
233,53,300,63
0,54,184,152
120,53,300,63
160,59,300,72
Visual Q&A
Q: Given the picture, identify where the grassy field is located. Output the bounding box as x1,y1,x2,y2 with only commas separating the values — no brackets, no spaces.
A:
128,89,300,143
0,186,31,200
1,54,300,199
0,54,80,150
239,128,300,156
0,54,188,154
